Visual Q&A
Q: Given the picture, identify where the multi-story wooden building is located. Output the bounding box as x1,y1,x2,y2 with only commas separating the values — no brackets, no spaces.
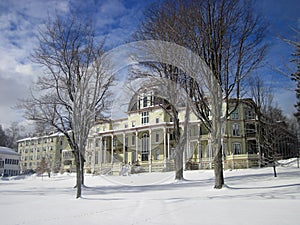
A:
0,146,20,177
17,90,298,175
17,132,70,173
84,89,294,174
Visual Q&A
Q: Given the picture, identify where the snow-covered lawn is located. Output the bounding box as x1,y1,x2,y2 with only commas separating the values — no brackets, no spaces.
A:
1,160,300,225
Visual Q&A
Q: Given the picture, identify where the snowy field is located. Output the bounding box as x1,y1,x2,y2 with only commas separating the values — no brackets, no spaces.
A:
1,159,300,225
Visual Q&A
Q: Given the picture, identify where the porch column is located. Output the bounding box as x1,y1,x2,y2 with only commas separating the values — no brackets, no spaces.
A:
198,123,201,168
197,140,201,169
135,130,138,161
123,132,126,163
163,127,166,168
208,137,212,169
167,129,170,160
149,128,152,173
92,137,96,172
99,136,103,170
111,134,114,164
232,152,234,170
103,137,107,163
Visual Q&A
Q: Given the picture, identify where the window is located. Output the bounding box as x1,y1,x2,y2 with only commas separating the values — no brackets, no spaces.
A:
95,152,99,164
141,111,149,125
191,125,199,137
231,108,239,120
141,134,149,161
170,131,175,140
131,135,135,146
155,132,160,143
113,137,117,147
150,95,153,106
125,137,128,147
244,108,255,120
154,148,160,160
233,143,242,154
143,95,147,108
124,124,128,128
132,121,136,128
232,124,240,136
156,118,160,124
170,117,173,122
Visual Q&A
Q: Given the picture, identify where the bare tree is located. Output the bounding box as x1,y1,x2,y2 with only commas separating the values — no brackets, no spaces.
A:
134,0,267,188
248,75,273,167
20,14,114,198
248,75,298,176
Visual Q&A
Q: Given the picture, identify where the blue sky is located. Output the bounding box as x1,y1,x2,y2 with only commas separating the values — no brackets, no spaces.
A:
0,0,299,129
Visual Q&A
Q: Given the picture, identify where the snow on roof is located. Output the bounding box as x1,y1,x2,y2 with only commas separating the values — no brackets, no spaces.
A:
17,131,66,142
0,146,19,156
16,137,32,142
49,132,65,137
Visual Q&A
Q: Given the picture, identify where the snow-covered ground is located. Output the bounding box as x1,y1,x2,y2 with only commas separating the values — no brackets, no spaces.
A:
1,159,300,225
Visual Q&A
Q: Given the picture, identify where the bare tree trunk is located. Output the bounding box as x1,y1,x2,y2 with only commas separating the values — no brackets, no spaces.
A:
273,162,277,177
175,148,184,180
81,155,85,185
174,115,184,180
74,151,82,199
214,145,224,188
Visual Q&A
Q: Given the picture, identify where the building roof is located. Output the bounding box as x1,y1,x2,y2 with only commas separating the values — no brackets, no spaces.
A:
0,146,19,156
17,131,66,142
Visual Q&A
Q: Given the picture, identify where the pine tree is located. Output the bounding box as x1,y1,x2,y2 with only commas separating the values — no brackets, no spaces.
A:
0,125,8,146
291,41,300,122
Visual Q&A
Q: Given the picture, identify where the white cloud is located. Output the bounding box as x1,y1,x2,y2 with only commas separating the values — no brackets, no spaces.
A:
99,0,126,17
0,0,72,128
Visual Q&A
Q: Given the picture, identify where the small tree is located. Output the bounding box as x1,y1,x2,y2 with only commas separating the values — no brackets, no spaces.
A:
36,157,51,179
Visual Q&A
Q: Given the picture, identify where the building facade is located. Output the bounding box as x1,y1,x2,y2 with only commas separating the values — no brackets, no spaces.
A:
0,146,20,177
84,90,282,174
17,132,70,173
17,91,298,175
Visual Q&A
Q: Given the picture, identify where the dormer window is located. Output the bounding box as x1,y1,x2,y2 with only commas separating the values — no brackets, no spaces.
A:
230,108,239,120
143,95,148,108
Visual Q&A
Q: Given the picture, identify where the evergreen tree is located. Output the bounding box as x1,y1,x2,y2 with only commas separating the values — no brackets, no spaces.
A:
291,39,300,122
0,125,8,146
